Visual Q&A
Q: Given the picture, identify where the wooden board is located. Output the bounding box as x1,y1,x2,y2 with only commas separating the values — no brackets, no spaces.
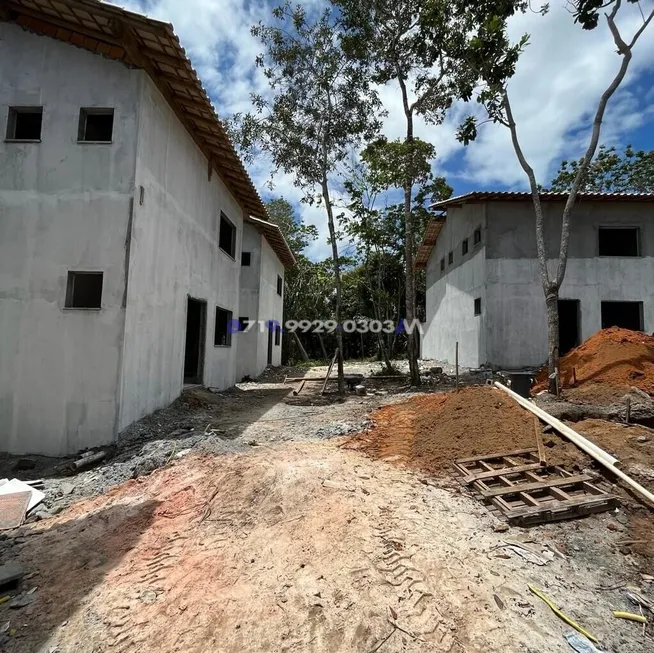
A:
454,451,618,526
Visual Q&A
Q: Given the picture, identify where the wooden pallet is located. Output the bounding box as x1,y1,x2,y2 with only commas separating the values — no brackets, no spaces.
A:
453,449,619,526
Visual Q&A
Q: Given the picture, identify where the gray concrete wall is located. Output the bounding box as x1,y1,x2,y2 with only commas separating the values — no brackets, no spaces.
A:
256,236,284,371
236,225,285,379
236,223,262,380
0,24,139,455
484,200,654,368
118,75,245,429
421,204,487,367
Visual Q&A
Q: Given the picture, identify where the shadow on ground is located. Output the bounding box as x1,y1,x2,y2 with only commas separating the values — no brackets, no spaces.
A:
0,498,160,652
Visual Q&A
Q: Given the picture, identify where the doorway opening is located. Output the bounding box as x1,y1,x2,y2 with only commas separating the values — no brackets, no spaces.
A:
558,299,580,355
184,297,207,384
601,301,643,332
267,323,273,366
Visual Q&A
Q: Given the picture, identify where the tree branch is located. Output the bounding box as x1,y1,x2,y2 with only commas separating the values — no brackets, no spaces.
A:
503,91,551,289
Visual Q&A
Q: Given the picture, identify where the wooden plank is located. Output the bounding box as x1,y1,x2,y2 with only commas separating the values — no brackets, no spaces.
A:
462,463,545,484
479,474,593,499
455,449,538,465
506,495,619,520
321,349,339,396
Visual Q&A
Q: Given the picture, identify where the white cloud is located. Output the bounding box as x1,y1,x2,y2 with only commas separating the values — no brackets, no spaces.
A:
108,0,654,259
441,1,654,188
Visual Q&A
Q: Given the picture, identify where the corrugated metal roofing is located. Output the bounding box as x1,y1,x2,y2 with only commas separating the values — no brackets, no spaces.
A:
1,0,267,219
433,190,654,209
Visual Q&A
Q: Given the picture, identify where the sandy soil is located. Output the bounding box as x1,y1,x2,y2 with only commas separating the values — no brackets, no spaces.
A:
2,441,652,653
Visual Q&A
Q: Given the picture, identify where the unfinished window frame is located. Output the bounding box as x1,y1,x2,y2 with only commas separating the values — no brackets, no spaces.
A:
274,324,281,346
473,227,482,247
277,275,283,297
440,257,445,272
462,238,469,256
77,108,115,143
600,300,644,331
241,251,251,266
448,251,453,266
474,297,482,316
64,271,103,310
214,306,233,347
219,212,237,259
5,106,43,142
597,226,641,258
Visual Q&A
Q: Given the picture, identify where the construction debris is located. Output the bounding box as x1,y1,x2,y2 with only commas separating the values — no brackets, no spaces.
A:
612,611,647,624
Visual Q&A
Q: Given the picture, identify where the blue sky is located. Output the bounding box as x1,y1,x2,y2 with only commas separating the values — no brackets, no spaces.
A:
109,1,654,260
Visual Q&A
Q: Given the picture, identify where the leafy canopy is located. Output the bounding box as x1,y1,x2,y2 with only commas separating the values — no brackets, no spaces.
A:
550,145,654,193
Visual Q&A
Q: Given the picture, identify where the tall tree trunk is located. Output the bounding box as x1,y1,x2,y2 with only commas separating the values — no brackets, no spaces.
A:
292,330,309,362
317,332,329,362
398,73,420,386
545,289,560,395
322,175,345,394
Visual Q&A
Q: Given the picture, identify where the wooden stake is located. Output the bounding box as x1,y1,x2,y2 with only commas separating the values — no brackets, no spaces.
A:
321,349,339,395
293,380,306,396
455,341,459,392
534,417,547,466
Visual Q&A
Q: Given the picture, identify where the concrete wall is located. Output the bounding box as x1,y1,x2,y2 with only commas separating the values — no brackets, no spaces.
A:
236,223,262,380
256,236,284,371
118,75,244,429
485,200,654,368
0,25,139,455
421,204,487,367
236,224,285,379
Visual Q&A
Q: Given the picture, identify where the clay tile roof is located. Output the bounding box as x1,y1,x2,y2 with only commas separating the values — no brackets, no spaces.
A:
245,216,296,269
432,190,654,209
1,0,267,219
415,217,445,270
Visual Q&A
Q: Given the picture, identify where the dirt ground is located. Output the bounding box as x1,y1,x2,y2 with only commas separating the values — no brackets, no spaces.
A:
3,441,653,653
0,368,653,652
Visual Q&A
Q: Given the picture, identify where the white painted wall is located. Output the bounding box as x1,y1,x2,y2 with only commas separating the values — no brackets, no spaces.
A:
257,236,285,371
421,204,487,367
0,24,139,455
118,75,244,429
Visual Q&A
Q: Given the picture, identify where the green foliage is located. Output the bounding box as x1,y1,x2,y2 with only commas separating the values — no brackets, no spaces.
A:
265,198,318,254
230,2,382,198
550,145,654,193
573,0,639,30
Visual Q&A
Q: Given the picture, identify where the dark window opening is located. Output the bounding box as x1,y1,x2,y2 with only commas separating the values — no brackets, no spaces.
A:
462,238,469,255
598,227,640,257
277,275,283,296
184,298,207,384
78,108,114,142
275,325,281,346
238,316,249,332
241,251,251,266
474,297,482,316
219,213,236,258
6,107,43,141
558,299,580,355
214,307,233,346
448,251,453,266
440,258,445,272
601,301,643,332
474,228,482,246
65,271,103,309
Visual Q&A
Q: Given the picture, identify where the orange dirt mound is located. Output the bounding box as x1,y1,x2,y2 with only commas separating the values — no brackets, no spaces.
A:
354,386,586,475
534,327,654,395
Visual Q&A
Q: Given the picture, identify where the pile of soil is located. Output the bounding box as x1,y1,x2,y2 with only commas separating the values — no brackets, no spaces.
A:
534,327,654,394
353,386,586,475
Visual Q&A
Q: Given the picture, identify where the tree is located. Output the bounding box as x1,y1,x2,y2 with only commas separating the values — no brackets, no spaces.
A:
550,144,654,193
458,0,654,393
232,3,382,392
265,198,318,254
336,0,511,385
